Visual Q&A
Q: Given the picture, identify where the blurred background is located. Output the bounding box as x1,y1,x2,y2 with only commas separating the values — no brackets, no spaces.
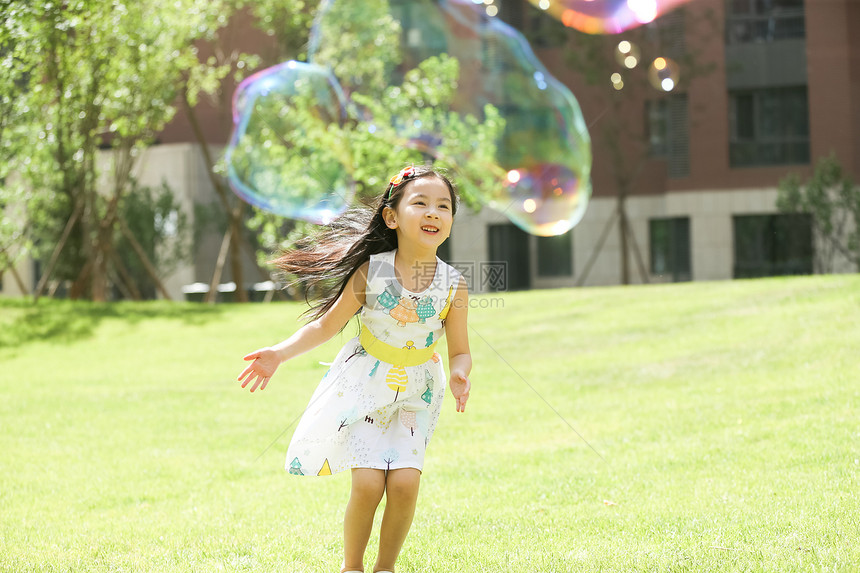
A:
1,0,857,302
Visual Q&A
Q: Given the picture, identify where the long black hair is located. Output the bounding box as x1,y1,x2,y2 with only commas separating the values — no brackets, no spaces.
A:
272,164,459,323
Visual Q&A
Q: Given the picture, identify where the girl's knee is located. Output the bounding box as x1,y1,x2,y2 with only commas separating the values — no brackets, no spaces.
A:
385,468,421,501
351,468,386,503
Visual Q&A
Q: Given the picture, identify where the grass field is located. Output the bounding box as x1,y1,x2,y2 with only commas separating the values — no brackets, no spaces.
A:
1,274,858,572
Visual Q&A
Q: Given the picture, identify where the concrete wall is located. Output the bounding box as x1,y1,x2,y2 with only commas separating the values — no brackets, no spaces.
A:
448,186,855,294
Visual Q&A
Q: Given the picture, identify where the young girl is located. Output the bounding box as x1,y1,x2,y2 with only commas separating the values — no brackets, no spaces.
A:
237,165,472,573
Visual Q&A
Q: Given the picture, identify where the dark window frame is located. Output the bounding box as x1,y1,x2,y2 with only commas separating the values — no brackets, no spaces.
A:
732,213,813,278
536,231,573,278
725,0,805,44
649,217,692,282
728,86,810,168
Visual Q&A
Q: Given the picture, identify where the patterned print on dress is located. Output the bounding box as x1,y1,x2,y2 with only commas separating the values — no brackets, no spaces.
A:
421,375,433,405
416,295,436,323
288,457,305,476
390,296,419,327
337,406,358,431
317,458,332,476
400,410,417,436
438,285,454,320
416,409,430,438
345,344,367,362
377,280,400,312
381,448,400,470
386,365,408,401
284,250,462,477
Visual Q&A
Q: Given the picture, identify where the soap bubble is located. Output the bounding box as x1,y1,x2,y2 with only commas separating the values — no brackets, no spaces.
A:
615,40,641,69
227,0,591,235
527,0,691,34
503,164,589,236
225,60,354,224
648,56,680,91
310,0,591,236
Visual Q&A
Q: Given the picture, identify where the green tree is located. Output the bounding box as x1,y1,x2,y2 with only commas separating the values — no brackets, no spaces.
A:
777,154,860,273
552,6,717,284
238,0,504,269
1,0,234,300
0,2,41,291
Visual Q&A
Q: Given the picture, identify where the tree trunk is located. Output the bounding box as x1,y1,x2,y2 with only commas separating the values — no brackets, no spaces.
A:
109,248,143,301
207,223,234,304
118,217,173,300
229,203,248,302
183,92,250,303
34,203,83,302
619,197,630,285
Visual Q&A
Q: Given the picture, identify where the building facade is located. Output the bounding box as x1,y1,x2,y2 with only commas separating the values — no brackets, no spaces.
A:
449,0,859,293
2,0,857,299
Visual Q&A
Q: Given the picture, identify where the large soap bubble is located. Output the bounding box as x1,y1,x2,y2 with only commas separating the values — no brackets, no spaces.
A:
225,60,354,224
310,0,592,236
227,0,591,235
526,0,691,34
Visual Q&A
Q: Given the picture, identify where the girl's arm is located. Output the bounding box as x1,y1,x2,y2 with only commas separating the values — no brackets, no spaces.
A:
238,261,369,392
445,276,472,412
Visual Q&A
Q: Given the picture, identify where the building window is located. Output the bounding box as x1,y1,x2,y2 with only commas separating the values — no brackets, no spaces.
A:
646,100,669,157
729,86,809,167
649,217,691,281
488,223,531,291
645,94,689,177
726,0,805,44
537,232,572,277
733,213,813,278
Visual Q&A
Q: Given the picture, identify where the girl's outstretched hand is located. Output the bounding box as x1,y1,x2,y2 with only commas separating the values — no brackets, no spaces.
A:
449,371,471,413
238,348,281,392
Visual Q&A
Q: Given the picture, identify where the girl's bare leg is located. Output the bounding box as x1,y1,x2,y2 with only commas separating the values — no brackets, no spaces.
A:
343,468,386,573
374,468,421,573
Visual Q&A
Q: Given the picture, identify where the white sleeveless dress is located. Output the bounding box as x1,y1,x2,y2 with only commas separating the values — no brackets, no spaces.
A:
285,249,462,476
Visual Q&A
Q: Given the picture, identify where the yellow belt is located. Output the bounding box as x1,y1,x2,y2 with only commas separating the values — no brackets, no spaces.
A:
359,325,438,367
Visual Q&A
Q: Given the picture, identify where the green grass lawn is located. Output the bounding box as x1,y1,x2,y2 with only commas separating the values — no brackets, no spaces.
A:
1,275,858,572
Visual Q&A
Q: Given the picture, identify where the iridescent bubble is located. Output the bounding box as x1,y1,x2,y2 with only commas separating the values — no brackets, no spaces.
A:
310,0,592,236
527,0,691,34
615,40,641,69
225,60,354,224
648,56,680,92
503,164,589,236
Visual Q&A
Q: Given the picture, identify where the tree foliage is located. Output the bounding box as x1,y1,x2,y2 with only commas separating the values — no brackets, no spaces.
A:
1,0,235,299
241,0,505,264
777,154,860,272
553,5,717,284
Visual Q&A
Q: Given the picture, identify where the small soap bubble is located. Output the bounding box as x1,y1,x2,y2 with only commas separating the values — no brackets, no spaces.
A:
502,163,590,236
648,56,680,92
225,61,354,224
615,40,641,68
527,0,690,34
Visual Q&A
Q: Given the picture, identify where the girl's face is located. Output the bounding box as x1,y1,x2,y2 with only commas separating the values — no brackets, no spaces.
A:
384,176,454,252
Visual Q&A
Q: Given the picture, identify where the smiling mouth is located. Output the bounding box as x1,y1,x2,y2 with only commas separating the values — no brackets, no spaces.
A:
421,226,439,234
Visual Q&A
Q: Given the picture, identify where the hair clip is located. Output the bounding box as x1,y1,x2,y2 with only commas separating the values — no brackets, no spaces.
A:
389,165,415,187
